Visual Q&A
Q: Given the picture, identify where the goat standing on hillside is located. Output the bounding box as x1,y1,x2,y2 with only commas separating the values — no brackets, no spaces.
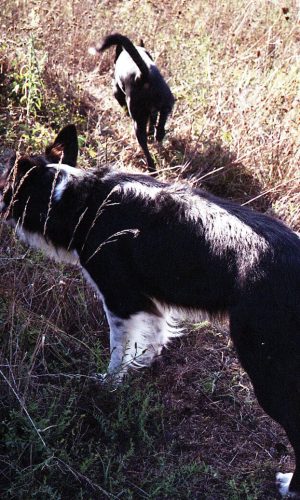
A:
90,33,175,171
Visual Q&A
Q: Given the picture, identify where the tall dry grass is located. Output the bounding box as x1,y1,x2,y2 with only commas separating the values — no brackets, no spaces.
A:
0,1,299,498
1,0,299,221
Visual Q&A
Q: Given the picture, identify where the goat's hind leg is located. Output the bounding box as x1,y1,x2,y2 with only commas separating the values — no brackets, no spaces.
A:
253,367,300,497
231,312,300,497
156,106,171,142
134,115,155,171
148,110,158,137
274,381,300,497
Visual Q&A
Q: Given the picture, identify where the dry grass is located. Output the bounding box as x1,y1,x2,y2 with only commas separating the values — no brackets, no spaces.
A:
1,0,299,217
0,0,300,498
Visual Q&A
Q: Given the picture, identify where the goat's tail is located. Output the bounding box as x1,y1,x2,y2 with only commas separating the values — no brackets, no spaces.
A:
95,33,149,80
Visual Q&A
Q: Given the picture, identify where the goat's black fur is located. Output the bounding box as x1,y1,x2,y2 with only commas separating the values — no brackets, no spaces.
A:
96,33,175,171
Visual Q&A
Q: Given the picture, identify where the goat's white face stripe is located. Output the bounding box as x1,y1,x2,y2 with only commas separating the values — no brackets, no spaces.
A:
48,163,85,202
54,175,69,202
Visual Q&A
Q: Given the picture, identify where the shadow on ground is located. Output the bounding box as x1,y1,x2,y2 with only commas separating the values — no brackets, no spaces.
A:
160,134,272,212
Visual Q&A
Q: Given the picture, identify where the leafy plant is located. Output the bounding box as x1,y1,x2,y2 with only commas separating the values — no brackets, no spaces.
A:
11,37,46,119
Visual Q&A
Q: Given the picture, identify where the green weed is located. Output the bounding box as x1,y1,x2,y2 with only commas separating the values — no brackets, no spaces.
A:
11,37,46,120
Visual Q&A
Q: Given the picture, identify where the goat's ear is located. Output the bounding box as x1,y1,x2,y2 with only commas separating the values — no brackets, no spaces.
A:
45,124,78,167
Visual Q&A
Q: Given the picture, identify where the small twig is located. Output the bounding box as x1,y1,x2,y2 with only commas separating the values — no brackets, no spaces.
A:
0,368,47,448
85,229,139,264
242,174,300,206
80,186,120,253
55,458,116,498
43,168,60,236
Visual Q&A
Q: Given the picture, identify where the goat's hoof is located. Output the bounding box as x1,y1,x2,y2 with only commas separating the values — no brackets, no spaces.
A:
276,472,300,498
